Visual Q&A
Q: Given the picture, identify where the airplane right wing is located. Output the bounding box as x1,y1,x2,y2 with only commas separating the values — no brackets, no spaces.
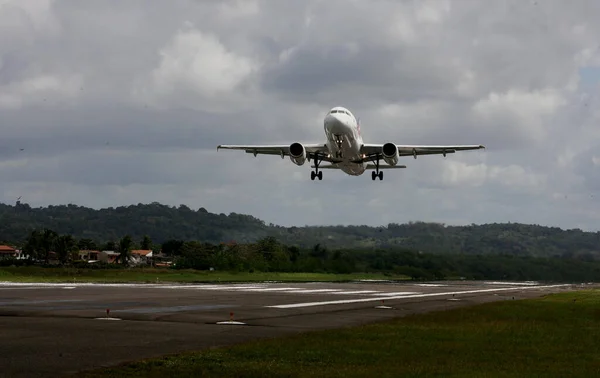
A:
360,143,485,159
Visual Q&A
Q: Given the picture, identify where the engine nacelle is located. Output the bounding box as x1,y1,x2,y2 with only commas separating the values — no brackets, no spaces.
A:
382,142,399,166
289,142,307,166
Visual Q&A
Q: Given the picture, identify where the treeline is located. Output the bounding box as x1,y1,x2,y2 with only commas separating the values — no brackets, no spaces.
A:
2,201,600,260
4,229,600,282
164,237,600,282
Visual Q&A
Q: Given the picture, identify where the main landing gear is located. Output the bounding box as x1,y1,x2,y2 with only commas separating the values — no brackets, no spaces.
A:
311,153,324,181
371,156,383,181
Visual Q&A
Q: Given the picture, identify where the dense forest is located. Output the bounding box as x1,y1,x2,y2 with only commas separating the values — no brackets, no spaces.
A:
1,201,600,261
4,229,600,283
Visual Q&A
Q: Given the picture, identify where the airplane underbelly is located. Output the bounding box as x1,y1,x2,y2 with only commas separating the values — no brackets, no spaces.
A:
340,162,366,176
325,129,365,175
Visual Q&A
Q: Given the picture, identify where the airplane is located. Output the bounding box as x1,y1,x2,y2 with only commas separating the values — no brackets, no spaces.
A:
217,106,485,181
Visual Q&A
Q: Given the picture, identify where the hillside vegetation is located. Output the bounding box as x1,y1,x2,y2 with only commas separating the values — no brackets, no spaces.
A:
1,202,599,261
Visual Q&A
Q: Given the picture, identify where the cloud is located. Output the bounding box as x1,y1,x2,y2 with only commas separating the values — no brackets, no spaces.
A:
1,0,600,232
133,22,259,112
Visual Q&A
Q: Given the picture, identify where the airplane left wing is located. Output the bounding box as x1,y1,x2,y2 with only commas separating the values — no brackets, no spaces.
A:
360,144,485,159
217,143,338,162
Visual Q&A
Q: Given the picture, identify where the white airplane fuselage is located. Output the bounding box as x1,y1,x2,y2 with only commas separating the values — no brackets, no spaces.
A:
323,106,366,175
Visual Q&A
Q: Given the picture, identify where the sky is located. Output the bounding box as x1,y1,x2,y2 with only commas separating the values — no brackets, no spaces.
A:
1,0,600,231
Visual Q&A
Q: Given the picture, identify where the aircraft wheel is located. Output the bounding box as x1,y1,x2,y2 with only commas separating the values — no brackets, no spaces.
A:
371,171,376,180
318,171,323,180
379,171,383,180
311,171,316,180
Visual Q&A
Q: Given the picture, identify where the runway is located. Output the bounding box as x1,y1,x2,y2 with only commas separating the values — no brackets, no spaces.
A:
0,280,581,377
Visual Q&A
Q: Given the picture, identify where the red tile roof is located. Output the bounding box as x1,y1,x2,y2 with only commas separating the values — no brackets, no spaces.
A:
0,245,16,252
131,250,152,256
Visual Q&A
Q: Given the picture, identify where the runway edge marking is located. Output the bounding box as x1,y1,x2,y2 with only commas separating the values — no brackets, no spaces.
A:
265,284,572,309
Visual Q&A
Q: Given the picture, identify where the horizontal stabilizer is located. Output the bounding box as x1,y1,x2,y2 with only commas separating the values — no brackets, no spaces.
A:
312,164,407,169
366,164,407,169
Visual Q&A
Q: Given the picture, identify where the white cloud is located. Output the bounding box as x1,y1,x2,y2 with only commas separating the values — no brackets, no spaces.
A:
133,23,258,112
471,89,567,147
0,73,83,109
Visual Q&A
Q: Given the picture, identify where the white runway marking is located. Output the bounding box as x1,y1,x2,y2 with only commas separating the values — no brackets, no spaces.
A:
374,291,421,296
288,289,345,293
241,287,304,292
484,281,539,286
265,284,571,309
330,290,380,295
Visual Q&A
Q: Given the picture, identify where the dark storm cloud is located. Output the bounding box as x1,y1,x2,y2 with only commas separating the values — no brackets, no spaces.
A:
1,0,600,230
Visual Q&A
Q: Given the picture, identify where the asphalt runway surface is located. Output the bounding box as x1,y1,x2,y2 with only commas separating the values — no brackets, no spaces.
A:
0,279,584,377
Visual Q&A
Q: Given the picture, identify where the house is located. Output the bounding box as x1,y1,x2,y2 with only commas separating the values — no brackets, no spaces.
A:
130,250,153,265
151,252,173,267
0,245,19,259
99,251,119,264
78,250,101,262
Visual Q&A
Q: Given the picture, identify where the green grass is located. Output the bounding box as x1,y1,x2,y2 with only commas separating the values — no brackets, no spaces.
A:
75,290,600,378
0,266,410,283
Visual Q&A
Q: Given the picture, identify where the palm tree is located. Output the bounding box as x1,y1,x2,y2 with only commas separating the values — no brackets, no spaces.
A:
39,229,58,264
22,230,42,261
54,234,77,265
118,235,133,266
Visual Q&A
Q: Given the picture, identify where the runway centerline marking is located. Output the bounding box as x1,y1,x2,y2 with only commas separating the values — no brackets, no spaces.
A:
372,291,421,296
265,284,571,309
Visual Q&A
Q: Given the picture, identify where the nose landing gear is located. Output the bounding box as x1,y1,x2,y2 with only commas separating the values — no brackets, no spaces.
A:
334,134,343,147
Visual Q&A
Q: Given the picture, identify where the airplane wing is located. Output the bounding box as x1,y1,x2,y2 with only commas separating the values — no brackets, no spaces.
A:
360,144,485,159
217,144,340,162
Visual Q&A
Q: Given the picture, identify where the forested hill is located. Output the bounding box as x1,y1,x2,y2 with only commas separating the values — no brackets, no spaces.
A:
1,201,599,259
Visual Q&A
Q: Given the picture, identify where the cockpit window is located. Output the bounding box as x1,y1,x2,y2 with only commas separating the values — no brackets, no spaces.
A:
330,109,350,115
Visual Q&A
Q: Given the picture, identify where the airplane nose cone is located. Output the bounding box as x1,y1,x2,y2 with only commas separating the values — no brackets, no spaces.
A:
325,114,348,135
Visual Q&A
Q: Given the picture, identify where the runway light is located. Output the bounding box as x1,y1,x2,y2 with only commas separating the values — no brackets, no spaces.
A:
106,308,110,317
216,312,246,325
375,299,392,309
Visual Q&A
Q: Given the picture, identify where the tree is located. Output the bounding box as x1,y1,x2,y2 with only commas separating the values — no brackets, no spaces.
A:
39,229,58,264
54,234,78,265
141,235,152,250
161,239,184,256
78,238,97,250
22,230,42,261
117,235,134,266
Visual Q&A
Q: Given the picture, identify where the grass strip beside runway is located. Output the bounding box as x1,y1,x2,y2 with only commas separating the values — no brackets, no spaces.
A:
0,267,410,283
76,290,600,378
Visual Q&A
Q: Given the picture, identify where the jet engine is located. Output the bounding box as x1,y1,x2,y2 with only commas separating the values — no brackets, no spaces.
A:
289,142,307,166
382,143,399,166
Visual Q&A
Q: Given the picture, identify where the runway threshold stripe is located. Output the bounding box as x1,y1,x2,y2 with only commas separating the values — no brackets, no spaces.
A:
265,284,571,309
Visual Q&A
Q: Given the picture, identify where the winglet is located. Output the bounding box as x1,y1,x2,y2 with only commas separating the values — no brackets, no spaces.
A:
217,145,221,151
479,145,486,149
